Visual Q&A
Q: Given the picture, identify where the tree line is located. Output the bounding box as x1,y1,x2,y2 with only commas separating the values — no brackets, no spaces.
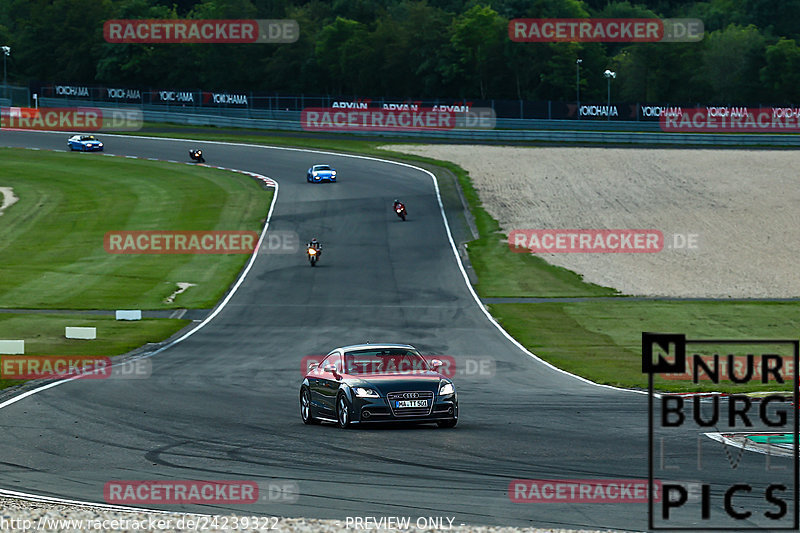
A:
1,0,799,104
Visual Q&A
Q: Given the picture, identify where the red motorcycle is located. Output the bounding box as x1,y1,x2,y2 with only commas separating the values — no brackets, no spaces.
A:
394,202,407,221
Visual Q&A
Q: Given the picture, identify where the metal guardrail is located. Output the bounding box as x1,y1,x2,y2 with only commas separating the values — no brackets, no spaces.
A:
141,110,800,146
34,98,800,146
36,97,666,131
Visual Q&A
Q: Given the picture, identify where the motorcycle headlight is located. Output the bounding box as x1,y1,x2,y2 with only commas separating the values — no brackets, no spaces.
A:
354,387,380,398
308,248,316,254
439,380,455,396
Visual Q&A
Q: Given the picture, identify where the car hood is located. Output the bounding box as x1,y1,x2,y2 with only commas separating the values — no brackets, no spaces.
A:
348,372,444,394
313,170,334,176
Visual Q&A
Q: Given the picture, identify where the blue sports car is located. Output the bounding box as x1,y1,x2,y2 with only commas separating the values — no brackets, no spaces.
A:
68,134,103,152
306,164,337,183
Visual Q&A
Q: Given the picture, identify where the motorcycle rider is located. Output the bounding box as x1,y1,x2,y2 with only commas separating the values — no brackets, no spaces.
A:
307,237,322,258
393,198,405,213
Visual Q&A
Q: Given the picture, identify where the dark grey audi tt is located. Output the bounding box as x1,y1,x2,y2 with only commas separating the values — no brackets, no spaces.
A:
300,343,458,428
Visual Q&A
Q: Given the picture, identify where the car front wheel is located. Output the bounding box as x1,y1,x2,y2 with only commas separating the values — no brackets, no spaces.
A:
336,393,352,429
300,388,319,425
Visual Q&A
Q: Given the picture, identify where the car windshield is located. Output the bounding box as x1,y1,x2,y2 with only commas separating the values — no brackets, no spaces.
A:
344,349,428,375
314,165,331,171
81,136,96,140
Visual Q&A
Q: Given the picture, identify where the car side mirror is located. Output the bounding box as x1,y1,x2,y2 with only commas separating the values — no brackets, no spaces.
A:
308,361,319,372
325,363,342,380
430,359,443,370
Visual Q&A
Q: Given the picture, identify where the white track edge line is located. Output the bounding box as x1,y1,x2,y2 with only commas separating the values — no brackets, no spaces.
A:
0,488,212,517
103,131,644,393
4,132,642,395
0,151,279,410
703,432,794,457
0,131,638,514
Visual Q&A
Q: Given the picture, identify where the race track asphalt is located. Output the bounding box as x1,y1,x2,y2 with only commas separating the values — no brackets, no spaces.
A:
0,131,794,531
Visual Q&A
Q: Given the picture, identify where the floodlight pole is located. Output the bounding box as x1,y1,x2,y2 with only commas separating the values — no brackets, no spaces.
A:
1,47,10,101
576,59,582,119
604,69,616,121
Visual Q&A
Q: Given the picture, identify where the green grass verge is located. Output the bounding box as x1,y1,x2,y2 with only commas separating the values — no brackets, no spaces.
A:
0,313,189,389
0,147,272,309
491,301,799,392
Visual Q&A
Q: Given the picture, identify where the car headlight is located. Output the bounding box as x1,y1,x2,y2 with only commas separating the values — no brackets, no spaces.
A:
331,170,336,175
354,387,380,398
439,380,455,396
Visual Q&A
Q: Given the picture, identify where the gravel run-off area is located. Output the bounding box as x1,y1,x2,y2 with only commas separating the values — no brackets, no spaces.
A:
0,496,630,533
383,145,800,298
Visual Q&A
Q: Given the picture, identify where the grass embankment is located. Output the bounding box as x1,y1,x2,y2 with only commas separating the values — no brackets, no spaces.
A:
0,314,187,389
0,148,271,309
125,125,798,391
0,147,273,389
490,301,798,392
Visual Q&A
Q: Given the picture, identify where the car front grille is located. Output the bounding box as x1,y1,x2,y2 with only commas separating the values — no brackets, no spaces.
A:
386,391,434,417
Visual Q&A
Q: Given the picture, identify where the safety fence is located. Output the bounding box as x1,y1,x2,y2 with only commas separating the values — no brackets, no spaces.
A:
28,96,800,146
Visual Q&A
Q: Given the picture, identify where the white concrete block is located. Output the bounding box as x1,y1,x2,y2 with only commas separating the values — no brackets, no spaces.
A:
0,340,24,354
115,310,142,321
65,327,96,340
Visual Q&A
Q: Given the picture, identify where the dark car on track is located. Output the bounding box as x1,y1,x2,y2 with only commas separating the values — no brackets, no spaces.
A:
67,134,103,152
300,343,458,428
306,164,337,183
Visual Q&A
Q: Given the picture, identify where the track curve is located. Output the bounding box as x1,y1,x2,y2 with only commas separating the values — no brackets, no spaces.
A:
0,131,788,530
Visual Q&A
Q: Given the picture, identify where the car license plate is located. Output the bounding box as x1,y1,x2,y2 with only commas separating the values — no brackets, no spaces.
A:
395,400,428,408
